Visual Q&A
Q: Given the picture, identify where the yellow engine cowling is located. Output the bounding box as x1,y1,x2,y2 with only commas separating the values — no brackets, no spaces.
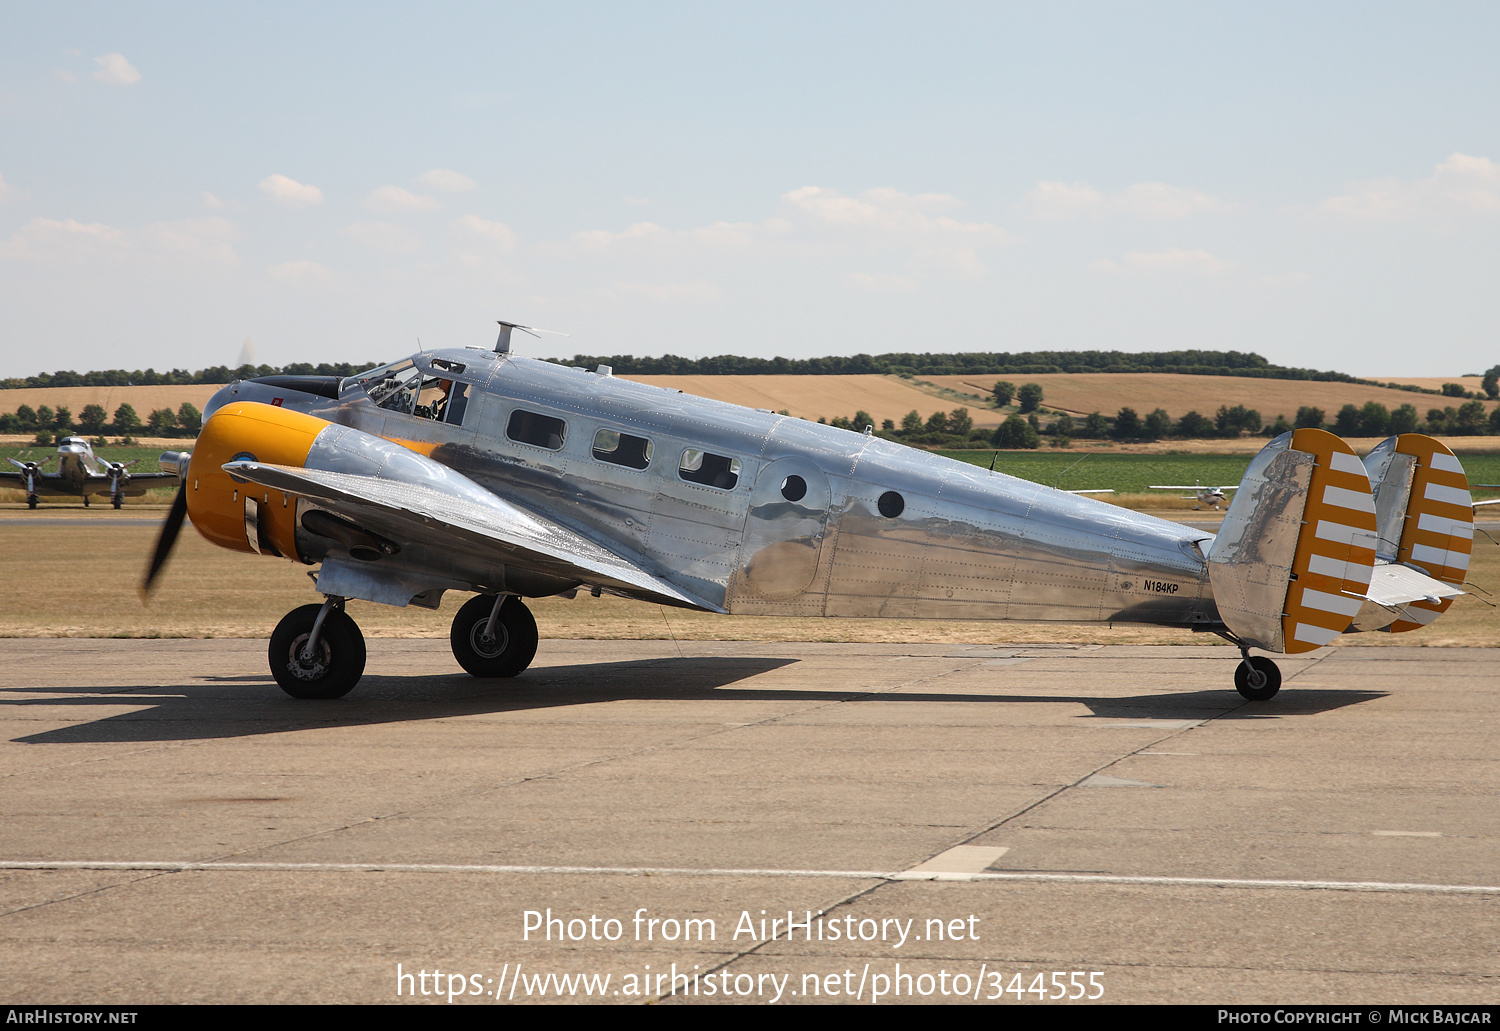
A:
186,402,331,560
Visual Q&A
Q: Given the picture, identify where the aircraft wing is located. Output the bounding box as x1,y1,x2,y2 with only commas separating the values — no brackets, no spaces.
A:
224,460,722,612
1147,485,1238,491
86,472,181,494
1474,498,1500,508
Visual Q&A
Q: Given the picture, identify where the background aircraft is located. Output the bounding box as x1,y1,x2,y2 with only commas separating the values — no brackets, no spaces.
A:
139,329,1475,704
1148,481,1239,510
3,436,180,508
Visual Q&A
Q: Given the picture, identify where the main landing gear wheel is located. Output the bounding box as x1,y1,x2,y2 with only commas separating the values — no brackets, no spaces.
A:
450,594,538,678
1234,656,1282,701
112,494,123,509
26,494,37,510
269,602,366,699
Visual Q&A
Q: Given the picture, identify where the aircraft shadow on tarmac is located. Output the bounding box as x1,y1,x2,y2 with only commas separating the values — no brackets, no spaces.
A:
6,655,1384,745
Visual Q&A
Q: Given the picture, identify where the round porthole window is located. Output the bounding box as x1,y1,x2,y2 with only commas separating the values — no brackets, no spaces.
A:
877,490,904,518
780,475,807,502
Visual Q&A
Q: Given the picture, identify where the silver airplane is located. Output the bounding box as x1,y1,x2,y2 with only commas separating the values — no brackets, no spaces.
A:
140,326,1477,704
3,436,180,508
1147,481,1238,510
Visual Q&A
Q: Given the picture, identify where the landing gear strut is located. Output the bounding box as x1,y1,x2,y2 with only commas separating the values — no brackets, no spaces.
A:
269,597,366,699
450,594,538,678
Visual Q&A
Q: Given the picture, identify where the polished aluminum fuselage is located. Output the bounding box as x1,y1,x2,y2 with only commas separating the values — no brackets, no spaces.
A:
211,349,1221,627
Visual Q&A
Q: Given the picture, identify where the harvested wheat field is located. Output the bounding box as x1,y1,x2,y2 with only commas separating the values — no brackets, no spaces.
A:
1375,375,1489,393
919,372,1497,421
622,373,975,427
0,383,220,421
6,371,1495,435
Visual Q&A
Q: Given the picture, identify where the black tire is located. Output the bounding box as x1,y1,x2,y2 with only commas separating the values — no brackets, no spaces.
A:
450,595,538,678
112,495,122,509
1234,656,1282,701
269,603,366,699
27,495,37,510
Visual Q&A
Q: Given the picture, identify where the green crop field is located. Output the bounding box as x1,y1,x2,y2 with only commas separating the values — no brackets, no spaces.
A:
938,449,1500,499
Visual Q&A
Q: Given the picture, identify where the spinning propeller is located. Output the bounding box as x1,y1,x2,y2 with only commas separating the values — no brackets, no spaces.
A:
141,452,192,597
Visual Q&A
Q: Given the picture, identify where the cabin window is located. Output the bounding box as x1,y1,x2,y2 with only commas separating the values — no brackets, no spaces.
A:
592,428,653,469
507,409,567,450
678,449,740,490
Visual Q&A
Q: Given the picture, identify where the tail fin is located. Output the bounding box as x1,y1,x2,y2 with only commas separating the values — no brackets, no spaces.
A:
1361,433,1473,632
1208,429,1377,653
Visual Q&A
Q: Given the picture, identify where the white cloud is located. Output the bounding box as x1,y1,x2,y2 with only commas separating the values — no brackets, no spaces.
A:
625,196,651,206
780,186,1008,239
143,217,240,263
0,217,127,262
0,172,18,203
1022,180,1232,221
268,259,332,284
341,221,424,254
843,272,920,292
53,68,77,83
570,220,672,251
1091,248,1227,275
365,185,441,213
561,186,1012,284
201,191,225,210
1319,153,1500,222
92,53,141,86
450,214,517,252
598,281,723,304
258,174,323,208
415,168,476,193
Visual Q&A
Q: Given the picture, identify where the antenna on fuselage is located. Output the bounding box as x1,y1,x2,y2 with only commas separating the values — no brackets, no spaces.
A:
494,319,568,354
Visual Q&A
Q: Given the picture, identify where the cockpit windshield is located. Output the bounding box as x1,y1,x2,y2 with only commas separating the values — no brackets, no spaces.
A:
349,360,421,413
346,357,472,425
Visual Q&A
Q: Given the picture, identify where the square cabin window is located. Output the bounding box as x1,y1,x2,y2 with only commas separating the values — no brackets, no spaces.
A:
678,448,741,490
592,428,653,469
506,409,566,450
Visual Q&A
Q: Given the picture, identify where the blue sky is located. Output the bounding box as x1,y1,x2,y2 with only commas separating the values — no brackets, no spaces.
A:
2,2,1498,377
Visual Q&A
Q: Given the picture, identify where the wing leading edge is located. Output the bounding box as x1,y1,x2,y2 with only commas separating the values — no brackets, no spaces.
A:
226,460,722,613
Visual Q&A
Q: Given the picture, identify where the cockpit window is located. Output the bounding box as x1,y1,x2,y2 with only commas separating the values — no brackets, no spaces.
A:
353,360,422,413
592,429,653,469
678,449,740,490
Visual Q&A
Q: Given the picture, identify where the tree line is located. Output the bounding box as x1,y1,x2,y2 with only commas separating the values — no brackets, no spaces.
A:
0,361,377,391
0,402,201,442
819,380,1500,451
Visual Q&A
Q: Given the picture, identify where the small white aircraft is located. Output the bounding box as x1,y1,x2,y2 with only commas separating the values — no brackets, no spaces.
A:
1148,481,1238,510
2,436,180,508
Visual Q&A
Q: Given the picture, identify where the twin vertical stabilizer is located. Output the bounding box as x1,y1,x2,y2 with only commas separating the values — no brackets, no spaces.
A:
1208,430,1470,654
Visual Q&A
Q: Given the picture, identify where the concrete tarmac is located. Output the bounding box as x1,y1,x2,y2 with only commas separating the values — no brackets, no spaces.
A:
2,638,1497,1005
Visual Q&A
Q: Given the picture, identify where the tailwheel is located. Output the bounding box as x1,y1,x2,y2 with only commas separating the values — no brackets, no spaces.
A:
1234,656,1282,701
450,594,538,678
269,600,366,699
